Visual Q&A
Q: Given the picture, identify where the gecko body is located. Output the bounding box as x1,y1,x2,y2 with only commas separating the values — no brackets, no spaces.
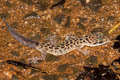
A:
5,22,110,57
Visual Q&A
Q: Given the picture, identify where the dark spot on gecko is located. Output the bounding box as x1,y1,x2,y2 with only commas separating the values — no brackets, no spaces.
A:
35,42,39,46
61,46,64,48
70,45,73,47
55,47,59,49
83,40,86,43
69,39,73,44
66,43,69,46
85,37,91,44
76,41,79,44
73,42,76,45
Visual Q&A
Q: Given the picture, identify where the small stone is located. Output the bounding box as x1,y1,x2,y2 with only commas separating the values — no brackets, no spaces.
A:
107,16,115,23
5,1,12,7
64,16,71,28
79,0,102,12
12,74,19,80
77,22,86,30
42,74,59,80
28,76,40,80
12,22,18,28
0,13,9,19
45,54,60,62
85,55,97,66
72,67,79,74
31,34,41,40
62,8,72,13
11,51,20,57
91,28,103,33
30,69,40,75
79,17,87,23
54,14,65,24
20,0,33,5
57,64,69,72
40,27,50,36
35,0,49,11
23,12,40,19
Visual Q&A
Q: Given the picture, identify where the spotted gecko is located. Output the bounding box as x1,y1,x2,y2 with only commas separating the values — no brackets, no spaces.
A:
5,21,110,60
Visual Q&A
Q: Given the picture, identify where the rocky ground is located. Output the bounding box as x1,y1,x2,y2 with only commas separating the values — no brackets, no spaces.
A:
0,0,120,80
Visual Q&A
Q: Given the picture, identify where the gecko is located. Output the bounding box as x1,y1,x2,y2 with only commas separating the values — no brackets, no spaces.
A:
4,21,110,60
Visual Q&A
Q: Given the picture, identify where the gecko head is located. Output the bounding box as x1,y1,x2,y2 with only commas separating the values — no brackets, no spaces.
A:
84,32,110,46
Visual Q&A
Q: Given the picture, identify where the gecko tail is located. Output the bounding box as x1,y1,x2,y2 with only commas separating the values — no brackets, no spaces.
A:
5,21,39,49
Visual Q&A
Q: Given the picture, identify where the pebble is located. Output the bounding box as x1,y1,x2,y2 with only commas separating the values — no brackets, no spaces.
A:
54,14,65,24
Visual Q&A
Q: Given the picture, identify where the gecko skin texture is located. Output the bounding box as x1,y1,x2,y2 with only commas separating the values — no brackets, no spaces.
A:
5,22,110,56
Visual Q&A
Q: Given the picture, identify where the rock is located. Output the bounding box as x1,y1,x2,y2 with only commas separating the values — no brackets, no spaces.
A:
35,0,49,11
45,54,60,62
20,0,33,5
79,0,102,12
42,74,59,80
12,74,19,80
85,55,97,66
57,64,69,72
11,51,20,57
0,13,9,19
5,1,12,7
64,16,71,28
77,22,86,30
54,14,65,24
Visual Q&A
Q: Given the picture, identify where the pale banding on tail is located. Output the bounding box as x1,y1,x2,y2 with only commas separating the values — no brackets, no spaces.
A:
5,22,39,49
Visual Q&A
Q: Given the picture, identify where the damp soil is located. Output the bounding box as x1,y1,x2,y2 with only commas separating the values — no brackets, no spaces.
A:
0,0,120,80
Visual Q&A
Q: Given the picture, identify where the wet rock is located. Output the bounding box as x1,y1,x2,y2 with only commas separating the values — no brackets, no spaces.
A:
57,64,69,72
11,51,20,57
23,12,40,19
0,13,9,19
20,0,33,5
64,16,71,28
79,0,102,12
54,14,65,24
45,54,60,62
5,1,12,7
12,74,19,80
85,55,97,66
42,74,59,80
35,0,49,11
77,22,86,30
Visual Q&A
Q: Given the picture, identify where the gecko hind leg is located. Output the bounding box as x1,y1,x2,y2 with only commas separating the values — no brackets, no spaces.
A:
77,45,89,55
27,51,47,64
